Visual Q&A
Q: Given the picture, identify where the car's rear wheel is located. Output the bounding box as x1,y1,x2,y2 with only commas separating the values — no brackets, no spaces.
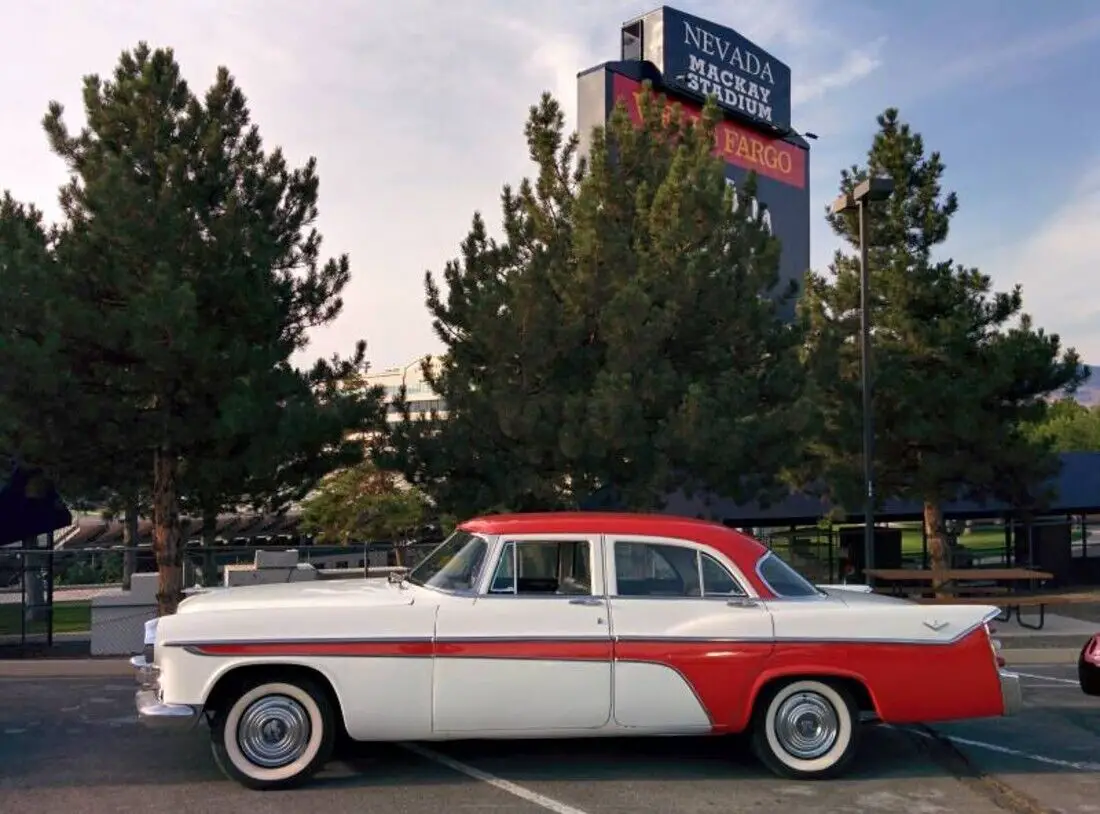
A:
750,678,860,780
210,677,336,790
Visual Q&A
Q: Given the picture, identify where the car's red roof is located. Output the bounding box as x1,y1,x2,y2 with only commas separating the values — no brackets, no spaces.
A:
458,512,768,566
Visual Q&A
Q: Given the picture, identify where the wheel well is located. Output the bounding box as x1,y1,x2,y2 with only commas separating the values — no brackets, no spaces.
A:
755,674,877,717
205,663,345,729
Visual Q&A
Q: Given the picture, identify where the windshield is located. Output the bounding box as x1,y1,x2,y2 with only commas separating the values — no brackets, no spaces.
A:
757,551,822,597
405,529,489,592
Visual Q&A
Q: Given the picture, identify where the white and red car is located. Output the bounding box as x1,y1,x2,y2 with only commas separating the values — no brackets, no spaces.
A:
131,512,1021,789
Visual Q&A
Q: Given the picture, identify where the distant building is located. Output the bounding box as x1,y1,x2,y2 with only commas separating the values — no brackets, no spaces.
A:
363,356,449,423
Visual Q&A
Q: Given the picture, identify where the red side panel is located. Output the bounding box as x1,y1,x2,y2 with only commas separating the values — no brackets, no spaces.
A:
615,628,1002,732
732,627,1004,729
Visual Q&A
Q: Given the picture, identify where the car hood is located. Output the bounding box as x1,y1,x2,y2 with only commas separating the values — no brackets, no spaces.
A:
174,577,418,615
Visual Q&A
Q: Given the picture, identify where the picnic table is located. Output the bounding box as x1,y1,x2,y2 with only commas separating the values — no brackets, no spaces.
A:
865,567,1059,629
866,567,1052,595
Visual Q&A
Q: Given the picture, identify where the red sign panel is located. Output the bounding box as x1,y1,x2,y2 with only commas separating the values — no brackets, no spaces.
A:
611,74,806,190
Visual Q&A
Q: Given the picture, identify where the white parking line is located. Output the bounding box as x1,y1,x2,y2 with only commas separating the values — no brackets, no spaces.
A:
907,728,1100,772
1013,671,1079,686
400,742,591,814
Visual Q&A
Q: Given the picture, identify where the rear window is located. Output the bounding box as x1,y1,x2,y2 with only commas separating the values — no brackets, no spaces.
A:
757,552,820,598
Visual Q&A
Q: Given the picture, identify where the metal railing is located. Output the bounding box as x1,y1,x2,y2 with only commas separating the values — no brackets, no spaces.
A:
0,540,441,653
3,517,1098,654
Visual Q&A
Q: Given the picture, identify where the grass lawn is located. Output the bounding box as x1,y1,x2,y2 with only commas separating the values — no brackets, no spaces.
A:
897,527,1007,554
0,601,91,636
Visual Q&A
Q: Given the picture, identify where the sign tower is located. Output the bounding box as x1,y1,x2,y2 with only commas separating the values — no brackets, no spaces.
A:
576,6,810,310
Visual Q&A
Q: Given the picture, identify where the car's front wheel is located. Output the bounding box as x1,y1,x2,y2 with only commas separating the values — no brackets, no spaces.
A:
750,678,860,780
210,677,336,790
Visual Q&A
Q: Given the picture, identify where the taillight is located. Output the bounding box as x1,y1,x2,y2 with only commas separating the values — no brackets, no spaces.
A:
984,623,1004,668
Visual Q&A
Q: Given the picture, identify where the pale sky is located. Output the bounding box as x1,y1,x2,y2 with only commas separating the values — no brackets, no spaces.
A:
3,0,1099,373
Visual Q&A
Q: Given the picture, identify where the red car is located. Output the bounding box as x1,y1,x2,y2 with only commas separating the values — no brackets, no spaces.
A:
1080,633,1100,696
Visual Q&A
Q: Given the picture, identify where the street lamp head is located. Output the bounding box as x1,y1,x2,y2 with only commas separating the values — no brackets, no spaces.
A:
829,175,895,215
854,176,895,203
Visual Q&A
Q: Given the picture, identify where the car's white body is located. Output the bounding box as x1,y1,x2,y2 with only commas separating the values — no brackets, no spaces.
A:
137,526,1016,733
133,514,1022,787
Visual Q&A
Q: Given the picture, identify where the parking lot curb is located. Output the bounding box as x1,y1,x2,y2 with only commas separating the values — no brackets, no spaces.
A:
0,658,133,678
1001,647,1080,666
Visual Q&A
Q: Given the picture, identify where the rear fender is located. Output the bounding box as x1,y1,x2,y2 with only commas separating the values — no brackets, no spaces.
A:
737,603,1004,728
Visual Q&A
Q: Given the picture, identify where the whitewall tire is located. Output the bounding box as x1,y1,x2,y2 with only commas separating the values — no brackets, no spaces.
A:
210,678,336,790
750,679,860,780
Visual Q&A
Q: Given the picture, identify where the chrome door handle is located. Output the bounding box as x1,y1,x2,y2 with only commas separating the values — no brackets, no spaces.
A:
569,596,603,606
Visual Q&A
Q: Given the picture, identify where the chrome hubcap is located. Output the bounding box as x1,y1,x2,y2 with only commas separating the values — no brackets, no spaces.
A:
237,695,312,768
773,692,839,759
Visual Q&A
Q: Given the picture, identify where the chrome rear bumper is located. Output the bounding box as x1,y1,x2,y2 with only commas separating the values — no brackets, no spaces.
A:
999,669,1023,716
131,654,202,731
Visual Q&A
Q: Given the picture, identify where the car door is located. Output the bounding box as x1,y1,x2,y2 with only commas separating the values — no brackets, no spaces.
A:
605,534,775,733
432,533,613,734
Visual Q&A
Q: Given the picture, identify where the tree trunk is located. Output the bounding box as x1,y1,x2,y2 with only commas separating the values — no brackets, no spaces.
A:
121,498,139,591
153,448,183,615
201,504,218,588
923,500,948,596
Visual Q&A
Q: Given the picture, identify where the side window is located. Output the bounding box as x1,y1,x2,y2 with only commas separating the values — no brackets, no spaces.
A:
701,553,747,597
489,539,592,595
613,542,701,597
757,552,820,597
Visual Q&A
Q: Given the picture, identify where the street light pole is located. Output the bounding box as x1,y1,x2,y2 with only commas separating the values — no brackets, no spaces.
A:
857,198,874,582
830,176,895,582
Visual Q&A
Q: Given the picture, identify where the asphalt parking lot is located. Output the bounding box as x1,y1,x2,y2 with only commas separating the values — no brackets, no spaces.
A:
0,664,1097,814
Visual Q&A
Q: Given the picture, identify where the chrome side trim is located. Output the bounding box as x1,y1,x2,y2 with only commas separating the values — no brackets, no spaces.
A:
817,584,873,594
476,594,608,601
165,638,435,646
604,595,755,602
980,608,1003,626
168,628,994,652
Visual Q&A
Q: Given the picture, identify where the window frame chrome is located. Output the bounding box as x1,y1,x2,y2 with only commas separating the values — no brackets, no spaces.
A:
475,533,606,600
754,550,827,601
405,530,494,597
602,534,758,600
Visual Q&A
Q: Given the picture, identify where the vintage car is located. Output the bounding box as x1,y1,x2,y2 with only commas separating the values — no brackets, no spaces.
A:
131,512,1021,789
1081,633,1100,695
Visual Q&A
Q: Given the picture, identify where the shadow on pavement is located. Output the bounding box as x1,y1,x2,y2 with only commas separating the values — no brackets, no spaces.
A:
2,720,989,791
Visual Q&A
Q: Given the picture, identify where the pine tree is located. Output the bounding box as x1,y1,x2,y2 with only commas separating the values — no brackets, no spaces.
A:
1,44,379,613
379,85,808,516
799,108,1088,572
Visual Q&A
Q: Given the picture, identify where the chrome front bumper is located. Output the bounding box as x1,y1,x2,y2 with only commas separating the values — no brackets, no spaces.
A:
130,654,202,731
999,669,1023,716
